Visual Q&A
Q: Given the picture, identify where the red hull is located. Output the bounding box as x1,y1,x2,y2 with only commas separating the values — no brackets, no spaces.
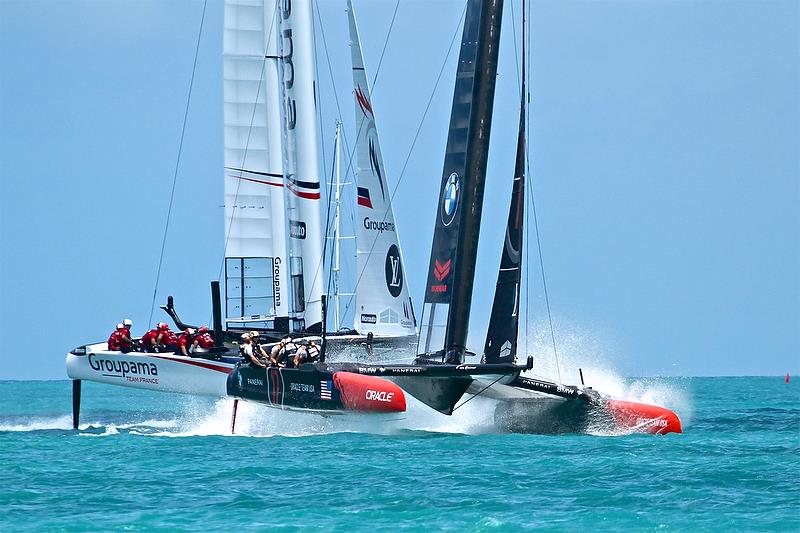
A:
333,372,407,413
606,399,682,435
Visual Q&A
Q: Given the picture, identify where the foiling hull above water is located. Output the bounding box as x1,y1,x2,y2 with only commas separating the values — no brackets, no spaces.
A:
469,375,682,435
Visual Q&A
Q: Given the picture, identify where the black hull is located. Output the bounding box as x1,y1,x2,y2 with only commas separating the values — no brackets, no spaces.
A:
228,364,345,412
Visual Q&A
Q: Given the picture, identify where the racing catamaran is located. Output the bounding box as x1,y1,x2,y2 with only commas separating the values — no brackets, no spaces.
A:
228,0,682,435
66,0,418,426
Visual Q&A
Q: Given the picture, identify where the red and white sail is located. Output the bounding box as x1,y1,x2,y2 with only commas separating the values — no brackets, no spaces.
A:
348,0,416,337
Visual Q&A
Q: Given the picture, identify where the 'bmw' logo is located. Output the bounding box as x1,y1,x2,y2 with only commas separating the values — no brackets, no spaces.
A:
441,172,460,226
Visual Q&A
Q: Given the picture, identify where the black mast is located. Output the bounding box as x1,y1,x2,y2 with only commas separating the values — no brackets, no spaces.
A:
484,0,526,365
419,0,505,364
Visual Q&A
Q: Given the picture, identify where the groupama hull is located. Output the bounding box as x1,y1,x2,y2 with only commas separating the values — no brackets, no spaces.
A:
66,343,235,397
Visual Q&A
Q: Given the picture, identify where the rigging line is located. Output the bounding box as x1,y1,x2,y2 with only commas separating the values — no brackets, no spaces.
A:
312,4,328,193
148,0,208,328
368,0,400,93
338,2,469,324
452,373,508,412
312,0,394,330
522,0,530,358
303,0,355,313
521,1,561,383
320,126,338,333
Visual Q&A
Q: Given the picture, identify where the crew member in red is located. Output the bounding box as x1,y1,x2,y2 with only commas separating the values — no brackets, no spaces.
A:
141,325,160,352
177,328,196,356
153,323,172,352
159,323,178,352
194,326,215,351
107,324,123,351
118,318,133,353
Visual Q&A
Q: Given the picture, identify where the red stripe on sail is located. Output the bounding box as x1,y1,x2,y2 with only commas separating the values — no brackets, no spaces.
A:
287,183,321,200
151,355,232,374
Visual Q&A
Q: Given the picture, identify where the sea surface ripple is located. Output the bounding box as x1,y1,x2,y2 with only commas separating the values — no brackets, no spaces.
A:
0,377,798,531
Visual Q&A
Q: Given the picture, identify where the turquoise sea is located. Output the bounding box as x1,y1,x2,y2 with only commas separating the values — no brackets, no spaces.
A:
1,377,798,531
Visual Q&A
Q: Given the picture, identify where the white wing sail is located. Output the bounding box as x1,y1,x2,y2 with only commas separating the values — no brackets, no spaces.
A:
223,0,289,328
348,1,416,337
277,0,324,332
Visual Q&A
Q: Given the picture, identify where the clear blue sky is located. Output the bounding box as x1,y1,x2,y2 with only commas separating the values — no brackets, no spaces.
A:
1,0,797,380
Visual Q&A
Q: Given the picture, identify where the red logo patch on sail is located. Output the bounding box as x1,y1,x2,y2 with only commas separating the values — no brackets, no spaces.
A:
357,187,373,208
433,259,451,282
355,85,373,117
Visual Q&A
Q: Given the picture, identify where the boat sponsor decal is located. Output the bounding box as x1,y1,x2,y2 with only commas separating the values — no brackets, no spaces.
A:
365,389,394,403
280,1,296,130
289,220,307,239
247,377,264,387
89,354,158,378
384,245,403,297
290,382,315,393
441,172,460,226
499,340,512,359
363,217,395,233
320,380,333,400
355,85,373,117
431,258,451,293
360,313,377,324
433,258,451,281
357,187,373,208
274,258,282,308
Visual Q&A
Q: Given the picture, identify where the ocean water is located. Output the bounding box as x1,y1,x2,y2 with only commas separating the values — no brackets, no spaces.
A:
0,377,798,531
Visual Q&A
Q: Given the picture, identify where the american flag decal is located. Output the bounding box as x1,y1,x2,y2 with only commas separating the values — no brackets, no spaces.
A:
320,380,333,400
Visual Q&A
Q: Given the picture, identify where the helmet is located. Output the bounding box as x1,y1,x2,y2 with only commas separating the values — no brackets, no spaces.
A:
116,323,124,330
199,326,208,333
159,323,169,331
123,319,132,327
241,332,251,340
249,330,259,338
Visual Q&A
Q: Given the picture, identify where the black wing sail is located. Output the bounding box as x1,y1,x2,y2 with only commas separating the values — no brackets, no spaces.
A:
483,102,525,364
418,0,504,363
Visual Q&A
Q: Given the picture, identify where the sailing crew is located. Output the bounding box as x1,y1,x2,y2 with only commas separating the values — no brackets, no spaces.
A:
273,337,298,368
157,323,178,352
240,332,265,368
249,331,271,365
193,326,215,352
118,319,133,353
107,324,124,351
140,325,161,352
177,328,196,356
293,341,320,367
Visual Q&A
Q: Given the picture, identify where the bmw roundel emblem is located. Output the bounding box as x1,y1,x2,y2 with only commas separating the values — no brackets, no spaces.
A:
441,172,460,226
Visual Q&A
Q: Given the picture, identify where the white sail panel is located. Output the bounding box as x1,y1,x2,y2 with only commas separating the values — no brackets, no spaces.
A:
277,0,324,332
347,1,416,337
223,0,289,323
